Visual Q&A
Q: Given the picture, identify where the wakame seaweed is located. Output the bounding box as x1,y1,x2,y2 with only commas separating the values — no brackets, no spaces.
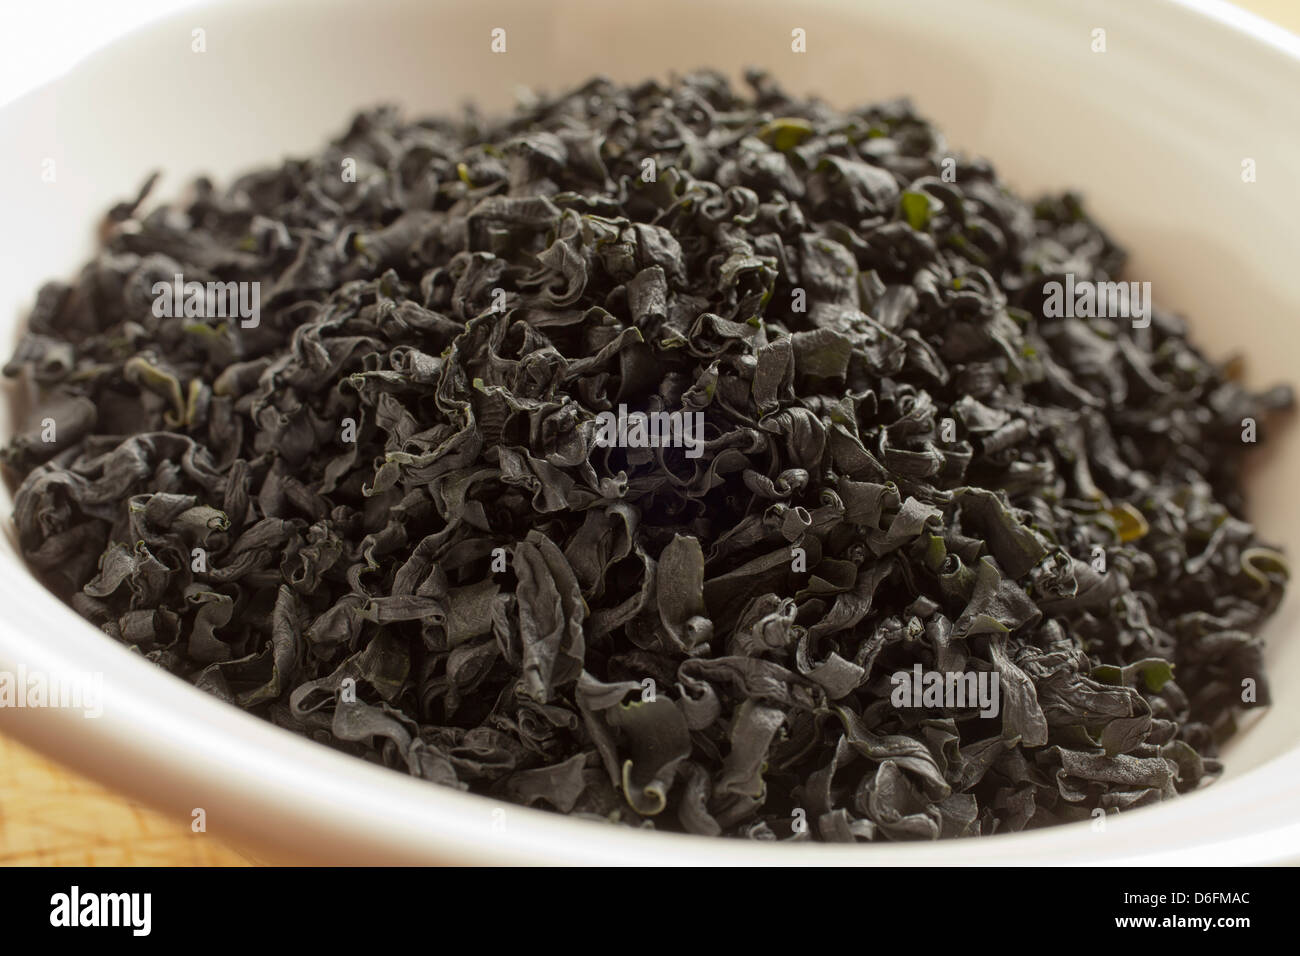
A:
3,71,1291,841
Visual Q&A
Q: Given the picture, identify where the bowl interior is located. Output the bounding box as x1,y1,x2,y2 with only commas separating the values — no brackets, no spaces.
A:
0,0,1298,863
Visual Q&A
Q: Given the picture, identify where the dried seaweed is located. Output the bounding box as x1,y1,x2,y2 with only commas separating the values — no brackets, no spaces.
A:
3,71,1291,841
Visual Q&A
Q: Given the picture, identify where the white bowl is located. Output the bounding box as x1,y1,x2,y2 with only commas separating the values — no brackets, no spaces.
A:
1,0,1298,865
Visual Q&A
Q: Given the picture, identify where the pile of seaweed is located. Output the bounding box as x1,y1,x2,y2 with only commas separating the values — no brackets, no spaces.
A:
3,71,1290,841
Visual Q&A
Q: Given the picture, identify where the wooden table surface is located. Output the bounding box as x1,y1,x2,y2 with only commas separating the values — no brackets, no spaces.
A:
2,0,1296,868
0,734,253,866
